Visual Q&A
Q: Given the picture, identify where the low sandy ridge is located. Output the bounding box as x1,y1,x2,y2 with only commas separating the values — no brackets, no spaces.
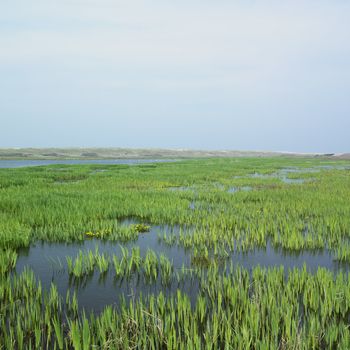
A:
0,147,346,160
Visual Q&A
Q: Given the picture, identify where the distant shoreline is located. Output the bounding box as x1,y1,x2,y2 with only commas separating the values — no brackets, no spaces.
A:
0,148,348,160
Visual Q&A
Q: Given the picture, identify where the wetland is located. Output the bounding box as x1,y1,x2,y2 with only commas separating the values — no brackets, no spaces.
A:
1,157,350,349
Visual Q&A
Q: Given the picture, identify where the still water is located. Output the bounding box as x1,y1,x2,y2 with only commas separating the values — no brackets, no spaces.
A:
0,159,175,168
15,220,345,313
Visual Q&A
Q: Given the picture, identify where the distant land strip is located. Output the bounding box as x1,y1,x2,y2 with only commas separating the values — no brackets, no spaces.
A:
0,148,348,160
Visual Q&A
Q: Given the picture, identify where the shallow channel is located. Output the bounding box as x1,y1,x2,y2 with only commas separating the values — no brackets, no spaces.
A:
0,159,176,168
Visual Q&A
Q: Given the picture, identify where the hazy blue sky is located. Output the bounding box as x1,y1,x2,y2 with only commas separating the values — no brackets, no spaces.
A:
1,0,349,152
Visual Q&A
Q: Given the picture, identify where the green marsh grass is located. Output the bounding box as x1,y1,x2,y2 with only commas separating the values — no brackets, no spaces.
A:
1,157,350,348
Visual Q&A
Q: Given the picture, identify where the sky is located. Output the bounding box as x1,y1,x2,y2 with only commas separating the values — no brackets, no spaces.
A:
1,0,350,153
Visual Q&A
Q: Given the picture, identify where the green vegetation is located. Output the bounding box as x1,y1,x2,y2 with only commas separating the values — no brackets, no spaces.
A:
3,263,350,348
66,248,110,278
84,223,150,239
1,157,350,348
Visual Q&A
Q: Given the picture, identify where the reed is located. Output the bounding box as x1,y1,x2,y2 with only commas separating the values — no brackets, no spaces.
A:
0,249,17,275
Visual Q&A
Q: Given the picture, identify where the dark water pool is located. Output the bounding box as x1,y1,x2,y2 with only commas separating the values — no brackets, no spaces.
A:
15,221,346,313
